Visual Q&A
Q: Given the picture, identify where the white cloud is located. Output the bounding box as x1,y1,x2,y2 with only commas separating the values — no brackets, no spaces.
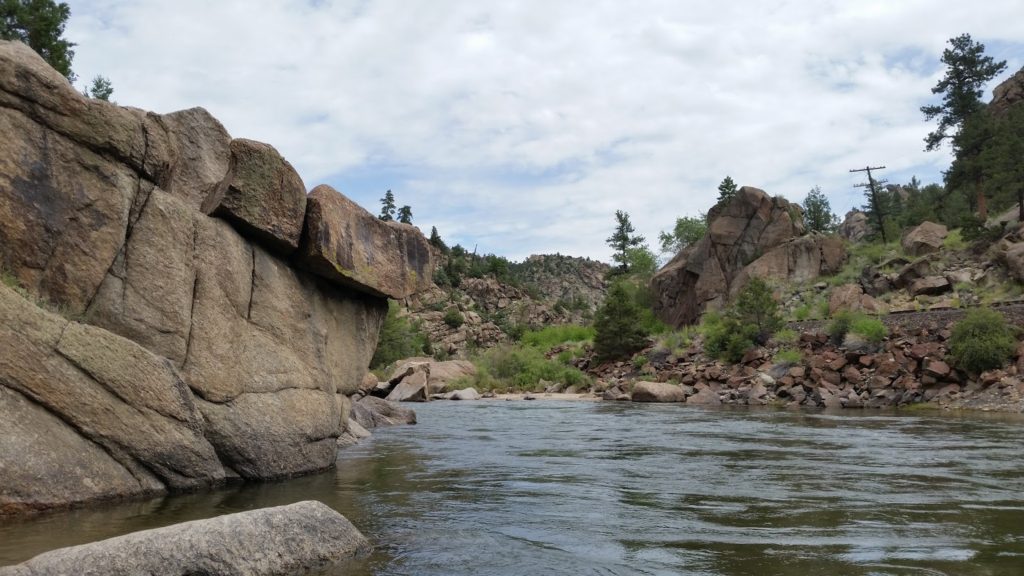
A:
67,0,1024,261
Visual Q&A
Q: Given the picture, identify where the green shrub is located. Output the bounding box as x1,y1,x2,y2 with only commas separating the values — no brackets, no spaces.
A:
371,302,431,369
632,354,649,369
593,282,650,362
849,315,886,344
775,347,802,364
828,310,854,345
701,278,783,363
943,229,967,251
521,325,595,350
949,308,1017,374
443,308,465,328
464,345,591,392
794,305,811,321
773,328,798,345
655,328,694,355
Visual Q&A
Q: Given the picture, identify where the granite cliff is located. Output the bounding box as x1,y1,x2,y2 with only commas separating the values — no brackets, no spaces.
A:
0,40,430,514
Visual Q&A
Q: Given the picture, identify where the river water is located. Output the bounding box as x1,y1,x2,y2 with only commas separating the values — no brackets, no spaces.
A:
2,401,1024,575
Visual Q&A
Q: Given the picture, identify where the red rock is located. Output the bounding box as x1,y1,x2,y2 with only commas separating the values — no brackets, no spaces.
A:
822,370,842,386
789,366,806,378
924,360,951,379
859,355,874,368
828,357,848,371
842,366,862,383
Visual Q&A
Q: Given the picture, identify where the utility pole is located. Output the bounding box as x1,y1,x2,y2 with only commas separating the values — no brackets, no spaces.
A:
850,165,889,243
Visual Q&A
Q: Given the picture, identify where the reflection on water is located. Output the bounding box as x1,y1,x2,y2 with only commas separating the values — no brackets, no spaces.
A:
3,403,1024,575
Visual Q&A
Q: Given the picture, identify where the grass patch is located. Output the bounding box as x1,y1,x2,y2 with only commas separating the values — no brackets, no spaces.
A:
943,229,967,251
520,324,595,351
775,347,802,364
773,328,799,345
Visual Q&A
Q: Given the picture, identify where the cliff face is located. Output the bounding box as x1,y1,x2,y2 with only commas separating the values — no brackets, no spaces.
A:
0,40,430,514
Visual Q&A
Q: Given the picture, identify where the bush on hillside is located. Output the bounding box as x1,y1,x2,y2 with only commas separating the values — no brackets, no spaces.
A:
949,308,1017,374
462,345,591,392
702,278,783,363
520,325,595,350
593,282,650,362
443,308,465,328
371,302,431,369
829,311,887,346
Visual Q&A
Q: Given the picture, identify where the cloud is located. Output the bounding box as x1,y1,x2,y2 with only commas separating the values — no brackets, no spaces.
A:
66,0,1024,261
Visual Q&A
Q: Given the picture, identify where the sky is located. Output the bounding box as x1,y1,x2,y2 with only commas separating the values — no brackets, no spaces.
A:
66,0,1024,263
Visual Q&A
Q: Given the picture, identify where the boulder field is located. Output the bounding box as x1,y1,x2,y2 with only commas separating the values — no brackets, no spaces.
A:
0,40,430,514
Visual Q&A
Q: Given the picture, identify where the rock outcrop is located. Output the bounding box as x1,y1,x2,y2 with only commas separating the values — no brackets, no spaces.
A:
990,66,1024,118
0,40,428,514
0,501,370,576
651,187,846,327
838,210,870,242
901,221,948,257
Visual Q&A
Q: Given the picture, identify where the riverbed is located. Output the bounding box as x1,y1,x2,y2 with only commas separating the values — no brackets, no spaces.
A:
3,402,1024,575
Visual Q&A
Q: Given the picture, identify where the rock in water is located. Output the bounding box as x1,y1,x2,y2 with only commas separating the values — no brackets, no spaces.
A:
631,381,687,403
0,501,370,576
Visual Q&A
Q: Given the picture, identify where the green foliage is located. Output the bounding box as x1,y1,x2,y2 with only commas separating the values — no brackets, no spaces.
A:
463,345,591,392
378,190,396,221
0,0,75,80
593,282,649,362
949,308,1017,374
371,302,431,369
943,229,967,251
520,325,595,351
849,315,886,344
428,226,448,253
606,210,645,273
84,74,112,101
775,348,802,365
716,175,738,205
623,245,658,278
773,328,798,345
793,305,811,321
829,311,886,345
632,354,649,369
658,214,707,256
701,278,783,363
443,308,465,328
654,328,694,355
802,186,838,233
921,33,1007,152
397,205,413,224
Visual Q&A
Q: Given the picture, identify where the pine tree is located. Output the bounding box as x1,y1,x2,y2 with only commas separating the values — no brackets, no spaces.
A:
606,210,644,272
397,205,412,224
428,226,448,252
657,214,707,256
84,74,112,101
378,190,396,221
716,176,738,205
921,34,1007,152
802,186,838,233
0,0,76,80
592,282,648,362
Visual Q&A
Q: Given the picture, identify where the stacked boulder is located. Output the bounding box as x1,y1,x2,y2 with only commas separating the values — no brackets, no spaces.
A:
0,40,428,514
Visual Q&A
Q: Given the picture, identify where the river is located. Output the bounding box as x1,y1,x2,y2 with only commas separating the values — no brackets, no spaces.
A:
2,401,1024,575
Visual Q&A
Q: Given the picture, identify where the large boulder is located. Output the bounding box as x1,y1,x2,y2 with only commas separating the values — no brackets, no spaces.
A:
0,501,370,576
901,221,948,257
0,39,426,513
838,210,870,242
350,395,418,429
213,138,308,253
829,284,886,315
298,185,432,299
652,187,844,327
386,357,477,393
631,381,687,403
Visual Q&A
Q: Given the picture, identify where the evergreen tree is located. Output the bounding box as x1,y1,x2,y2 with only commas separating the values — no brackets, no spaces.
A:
428,226,448,252
657,214,707,256
716,176,738,205
921,33,1007,152
84,74,112,101
802,186,838,233
0,0,75,80
592,282,648,362
378,190,396,221
397,205,412,224
606,210,644,272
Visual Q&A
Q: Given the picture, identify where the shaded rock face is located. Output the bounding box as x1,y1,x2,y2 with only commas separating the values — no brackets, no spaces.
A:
0,40,425,514
0,501,371,576
991,66,1024,118
651,187,846,327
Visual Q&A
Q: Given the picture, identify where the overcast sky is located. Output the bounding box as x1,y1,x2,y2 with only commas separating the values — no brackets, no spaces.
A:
66,1,1023,262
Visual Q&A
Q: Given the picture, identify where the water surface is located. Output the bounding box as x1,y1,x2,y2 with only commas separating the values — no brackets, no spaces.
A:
3,402,1024,575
